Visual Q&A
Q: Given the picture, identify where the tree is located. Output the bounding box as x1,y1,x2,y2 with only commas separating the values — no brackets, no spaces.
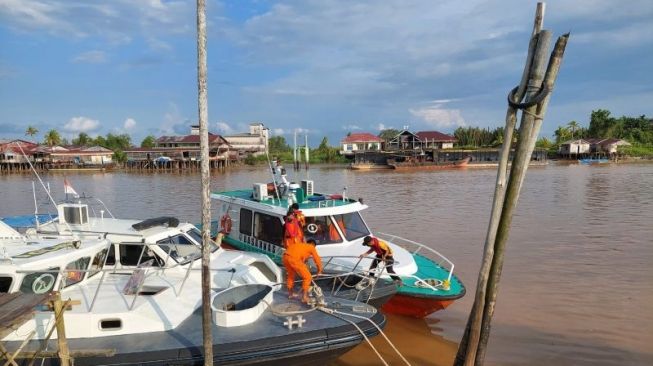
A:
318,136,329,151
378,128,400,141
268,136,290,152
141,135,156,148
72,132,92,146
43,129,62,146
554,126,570,144
25,126,39,141
567,120,580,138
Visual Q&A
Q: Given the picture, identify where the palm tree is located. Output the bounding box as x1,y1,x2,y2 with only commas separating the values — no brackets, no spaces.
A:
43,129,62,146
25,126,39,141
554,126,570,144
567,120,580,138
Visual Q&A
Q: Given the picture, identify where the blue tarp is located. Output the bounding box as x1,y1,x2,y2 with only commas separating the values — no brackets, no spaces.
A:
0,214,57,228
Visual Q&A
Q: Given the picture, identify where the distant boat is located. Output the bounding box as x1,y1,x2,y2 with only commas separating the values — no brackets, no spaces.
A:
349,162,393,170
387,156,471,171
578,158,609,164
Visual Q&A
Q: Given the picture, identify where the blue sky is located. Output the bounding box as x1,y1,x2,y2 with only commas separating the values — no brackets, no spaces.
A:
1,0,652,146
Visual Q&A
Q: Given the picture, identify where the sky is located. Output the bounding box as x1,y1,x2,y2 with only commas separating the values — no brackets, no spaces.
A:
0,0,652,146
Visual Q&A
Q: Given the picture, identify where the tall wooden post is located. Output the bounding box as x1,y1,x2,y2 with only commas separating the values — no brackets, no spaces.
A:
455,3,569,365
53,292,70,366
196,0,213,365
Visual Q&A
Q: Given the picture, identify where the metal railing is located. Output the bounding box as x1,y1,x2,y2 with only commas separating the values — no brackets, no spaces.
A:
376,232,454,284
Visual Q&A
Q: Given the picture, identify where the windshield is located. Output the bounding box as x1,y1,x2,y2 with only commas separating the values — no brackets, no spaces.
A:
331,212,370,242
186,228,218,252
303,215,343,245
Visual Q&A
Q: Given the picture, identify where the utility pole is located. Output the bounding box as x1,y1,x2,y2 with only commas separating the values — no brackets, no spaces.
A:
196,0,213,364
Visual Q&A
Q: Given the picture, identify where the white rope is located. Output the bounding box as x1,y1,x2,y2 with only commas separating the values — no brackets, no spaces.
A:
333,309,412,366
318,307,389,366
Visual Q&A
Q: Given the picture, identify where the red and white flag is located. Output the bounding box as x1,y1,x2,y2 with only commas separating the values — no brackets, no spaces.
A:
64,178,79,197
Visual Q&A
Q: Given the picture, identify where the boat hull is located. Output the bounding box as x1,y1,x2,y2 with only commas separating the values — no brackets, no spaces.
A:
382,293,455,318
388,156,471,170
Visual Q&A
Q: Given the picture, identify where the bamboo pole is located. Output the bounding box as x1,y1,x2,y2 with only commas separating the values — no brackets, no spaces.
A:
196,0,213,365
455,3,569,365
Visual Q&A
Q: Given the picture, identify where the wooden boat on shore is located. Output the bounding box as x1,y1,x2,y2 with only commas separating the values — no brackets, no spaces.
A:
387,156,471,170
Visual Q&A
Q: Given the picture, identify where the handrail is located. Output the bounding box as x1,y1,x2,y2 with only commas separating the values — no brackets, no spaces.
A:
376,232,454,283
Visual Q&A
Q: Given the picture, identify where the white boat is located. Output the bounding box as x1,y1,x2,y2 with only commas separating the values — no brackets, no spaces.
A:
211,177,466,318
0,202,386,365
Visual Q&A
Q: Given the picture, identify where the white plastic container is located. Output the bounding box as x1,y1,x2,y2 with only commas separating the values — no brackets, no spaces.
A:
211,284,274,327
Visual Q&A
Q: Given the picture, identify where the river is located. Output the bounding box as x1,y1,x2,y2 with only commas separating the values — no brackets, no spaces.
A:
1,163,652,365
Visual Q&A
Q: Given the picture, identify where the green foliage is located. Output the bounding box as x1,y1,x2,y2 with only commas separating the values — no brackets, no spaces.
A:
72,132,93,146
101,133,132,151
453,126,510,148
378,128,400,141
268,136,291,153
112,150,127,163
536,137,553,149
25,126,38,140
554,110,652,146
620,144,653,157
140,135,156,148
43,129,62,146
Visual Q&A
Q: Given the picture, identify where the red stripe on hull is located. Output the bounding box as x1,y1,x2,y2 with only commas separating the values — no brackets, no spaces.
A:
381,294,455,318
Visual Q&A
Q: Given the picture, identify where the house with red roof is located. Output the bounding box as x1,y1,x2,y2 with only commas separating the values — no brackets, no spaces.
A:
340,133,383,156
415,131,457,149
125,125,230,162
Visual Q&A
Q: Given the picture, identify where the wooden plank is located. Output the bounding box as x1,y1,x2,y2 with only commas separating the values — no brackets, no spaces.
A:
0,293,53,340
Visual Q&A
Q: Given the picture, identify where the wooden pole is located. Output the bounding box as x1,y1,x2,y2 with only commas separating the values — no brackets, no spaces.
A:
196,0,213,365
455,3,569,365
53,292,70,366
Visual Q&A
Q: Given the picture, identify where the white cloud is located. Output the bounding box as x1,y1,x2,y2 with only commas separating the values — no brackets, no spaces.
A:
72,50,107,63
216,121,233,134
273,128,285,135
123,118,136,130
409,106,466,129
63,116,101,133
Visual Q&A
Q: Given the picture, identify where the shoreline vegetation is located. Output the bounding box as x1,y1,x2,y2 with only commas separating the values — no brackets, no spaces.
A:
8,109,653,169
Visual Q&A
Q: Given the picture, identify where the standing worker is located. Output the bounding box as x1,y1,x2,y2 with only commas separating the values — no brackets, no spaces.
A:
283,239,323,303
359,236,403,285
287,203,306,236
283,213,302,248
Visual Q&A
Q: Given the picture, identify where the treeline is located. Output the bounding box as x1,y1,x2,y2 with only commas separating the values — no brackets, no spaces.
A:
245,136,346,165
24,126,133,162
553,109,652,144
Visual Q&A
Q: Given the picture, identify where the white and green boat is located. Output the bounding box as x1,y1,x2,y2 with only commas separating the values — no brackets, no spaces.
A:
211,179,465,317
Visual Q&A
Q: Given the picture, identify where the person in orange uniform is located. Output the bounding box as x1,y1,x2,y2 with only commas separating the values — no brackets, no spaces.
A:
283,239,323,303
283,214,303,248
287,203,306,237
359,236,402,284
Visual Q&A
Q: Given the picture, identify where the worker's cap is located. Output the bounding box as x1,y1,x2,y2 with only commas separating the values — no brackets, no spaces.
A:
362,236,373,246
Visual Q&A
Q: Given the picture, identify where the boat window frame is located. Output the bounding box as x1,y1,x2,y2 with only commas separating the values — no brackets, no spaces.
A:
332,212,371,242
156,234,203,264
89,248,109,278
253,211,284,247
185,228,218,253
240,208,253,236
19,267,60,294
63,256,91,288
302,215,343,245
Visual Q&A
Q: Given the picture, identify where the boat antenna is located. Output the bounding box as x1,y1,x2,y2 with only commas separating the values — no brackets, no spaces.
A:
14,142,78,238
31,181,39,228
265,149,281,201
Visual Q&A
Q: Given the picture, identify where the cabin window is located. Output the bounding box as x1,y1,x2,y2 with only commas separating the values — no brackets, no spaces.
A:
303,216,342,245
20,268,59,294
240,209,253,236
89,248,108,278
63,257,91,288
0,276,12,293
157,235,200,263
254,212,283,246
332,212,370,242
119,243,162,267
105,245,116,266
185,228,218,252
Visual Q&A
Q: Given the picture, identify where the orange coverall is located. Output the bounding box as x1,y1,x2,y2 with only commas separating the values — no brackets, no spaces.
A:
283,216,303,248
283,242,323,294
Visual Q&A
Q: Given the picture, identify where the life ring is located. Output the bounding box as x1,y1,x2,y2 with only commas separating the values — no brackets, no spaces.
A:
31,273,56,294
306,223,318,234
220,214,232,234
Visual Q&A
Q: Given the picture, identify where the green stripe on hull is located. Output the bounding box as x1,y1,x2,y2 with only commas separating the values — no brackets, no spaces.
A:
223,236,283,263
396,254,466,300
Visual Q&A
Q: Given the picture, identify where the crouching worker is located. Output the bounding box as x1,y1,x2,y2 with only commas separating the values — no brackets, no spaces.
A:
359,236,403,285
283,239,323,303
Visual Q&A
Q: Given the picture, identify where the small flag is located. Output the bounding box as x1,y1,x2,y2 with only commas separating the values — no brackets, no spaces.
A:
64,178,79,197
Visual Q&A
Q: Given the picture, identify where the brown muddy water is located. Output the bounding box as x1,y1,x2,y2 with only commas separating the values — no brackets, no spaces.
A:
1,163,652,365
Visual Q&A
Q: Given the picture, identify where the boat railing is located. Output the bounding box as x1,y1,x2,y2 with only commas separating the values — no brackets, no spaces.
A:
317,255,395,303
376,232,454,283
12,241,235,313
